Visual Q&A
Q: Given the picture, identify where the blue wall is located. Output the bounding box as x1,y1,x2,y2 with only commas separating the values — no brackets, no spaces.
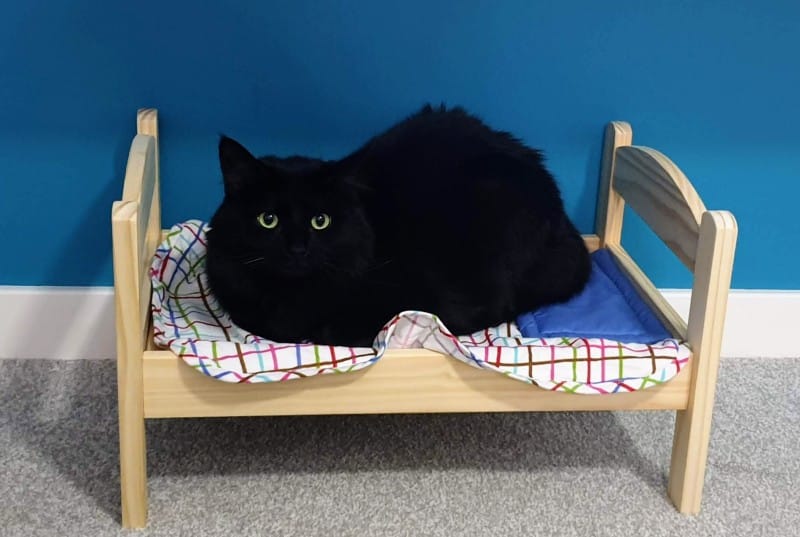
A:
1,1,798,288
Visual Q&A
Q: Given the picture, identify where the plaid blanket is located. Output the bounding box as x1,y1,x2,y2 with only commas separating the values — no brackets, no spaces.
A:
151,221,690,394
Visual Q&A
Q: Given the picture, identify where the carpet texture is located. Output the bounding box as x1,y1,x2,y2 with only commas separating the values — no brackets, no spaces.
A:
0,358,797,536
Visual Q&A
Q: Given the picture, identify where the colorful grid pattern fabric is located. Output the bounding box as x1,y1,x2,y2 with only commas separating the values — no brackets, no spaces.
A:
151,221,691,394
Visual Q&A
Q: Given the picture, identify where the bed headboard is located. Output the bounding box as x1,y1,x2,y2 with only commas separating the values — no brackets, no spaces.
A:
595,121,737,345
112,109,161,347
597,121,707,271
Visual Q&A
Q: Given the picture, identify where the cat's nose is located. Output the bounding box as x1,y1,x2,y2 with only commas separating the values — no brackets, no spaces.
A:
289,244,307,255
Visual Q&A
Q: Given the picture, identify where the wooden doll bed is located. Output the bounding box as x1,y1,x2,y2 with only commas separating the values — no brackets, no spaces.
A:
112,109,737,528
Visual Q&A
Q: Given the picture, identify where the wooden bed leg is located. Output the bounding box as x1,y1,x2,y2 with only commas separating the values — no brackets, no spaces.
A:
668,210,737,514
113,200,149,528
118,353,148,529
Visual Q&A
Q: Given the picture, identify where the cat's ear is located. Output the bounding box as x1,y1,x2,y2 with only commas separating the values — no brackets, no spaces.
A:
218,135,261,195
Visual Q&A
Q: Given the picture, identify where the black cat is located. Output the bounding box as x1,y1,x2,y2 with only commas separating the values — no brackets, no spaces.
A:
206,105,591,346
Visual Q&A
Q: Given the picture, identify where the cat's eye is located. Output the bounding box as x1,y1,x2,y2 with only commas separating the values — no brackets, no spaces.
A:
256,212,279,229
311,213,332,230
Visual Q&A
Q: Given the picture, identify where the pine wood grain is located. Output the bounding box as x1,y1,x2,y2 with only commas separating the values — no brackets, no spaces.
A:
613,146,706,270
111,200,148,528
596,121,632,247
668,210,737,513
142,349,691,418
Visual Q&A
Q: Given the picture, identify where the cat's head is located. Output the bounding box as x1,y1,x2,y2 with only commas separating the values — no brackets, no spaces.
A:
208,136,374,279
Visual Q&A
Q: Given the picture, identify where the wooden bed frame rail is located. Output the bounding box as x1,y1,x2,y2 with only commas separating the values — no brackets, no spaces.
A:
113,110,737,527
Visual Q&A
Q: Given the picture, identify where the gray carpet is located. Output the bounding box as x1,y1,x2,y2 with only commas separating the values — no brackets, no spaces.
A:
0,358,797,537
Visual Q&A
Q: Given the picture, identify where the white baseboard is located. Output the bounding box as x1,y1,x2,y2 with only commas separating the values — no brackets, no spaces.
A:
0,287,115,360
660,290,799,359
0,287,797,360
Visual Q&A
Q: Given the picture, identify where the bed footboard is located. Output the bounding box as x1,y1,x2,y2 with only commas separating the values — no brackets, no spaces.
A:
112,109,161,528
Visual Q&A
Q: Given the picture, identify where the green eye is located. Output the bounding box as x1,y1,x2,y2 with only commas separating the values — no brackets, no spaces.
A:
256,212,279,229
311,213,332,230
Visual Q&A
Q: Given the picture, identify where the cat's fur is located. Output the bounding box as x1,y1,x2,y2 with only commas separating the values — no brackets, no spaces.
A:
206,105,591,346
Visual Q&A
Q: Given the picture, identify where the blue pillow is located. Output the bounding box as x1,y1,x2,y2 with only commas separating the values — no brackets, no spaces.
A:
516,249,671,343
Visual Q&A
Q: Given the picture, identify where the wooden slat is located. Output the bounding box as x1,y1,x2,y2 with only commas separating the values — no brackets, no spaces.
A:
614,146,706,270
596,121,633,247
669,210,737,513
142,348,690,418
606,244,688,340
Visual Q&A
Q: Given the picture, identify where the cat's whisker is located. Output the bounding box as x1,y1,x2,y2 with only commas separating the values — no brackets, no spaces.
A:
242,256,266,265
